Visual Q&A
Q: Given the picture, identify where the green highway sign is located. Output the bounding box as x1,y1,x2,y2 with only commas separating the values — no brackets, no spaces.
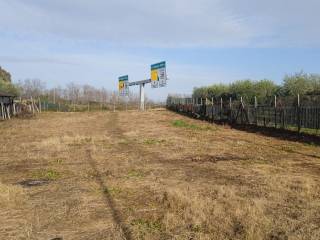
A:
151,61,167,88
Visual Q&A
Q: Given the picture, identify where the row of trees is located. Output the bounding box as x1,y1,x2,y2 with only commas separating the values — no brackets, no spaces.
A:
0,67,146,107
193,72,320,103
15,79,144,106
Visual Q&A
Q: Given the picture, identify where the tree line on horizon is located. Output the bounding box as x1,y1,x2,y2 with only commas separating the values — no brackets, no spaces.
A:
193,71,320,104
0,66,154,106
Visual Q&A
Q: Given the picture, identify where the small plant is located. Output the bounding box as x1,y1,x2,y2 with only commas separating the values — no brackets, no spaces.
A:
56,159,63,164
189,224,201,232
126,169,144,179
131,218,163,232
119,139,131,145
32,169,60,180
143,139,166,145
172,119,190,128
104,187,122,196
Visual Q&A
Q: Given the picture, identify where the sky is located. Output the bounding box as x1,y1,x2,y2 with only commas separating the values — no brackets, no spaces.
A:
0,0,319,100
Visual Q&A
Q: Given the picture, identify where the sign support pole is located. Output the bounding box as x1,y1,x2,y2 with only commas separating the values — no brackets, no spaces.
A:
118,61,167,112
140,83,145,111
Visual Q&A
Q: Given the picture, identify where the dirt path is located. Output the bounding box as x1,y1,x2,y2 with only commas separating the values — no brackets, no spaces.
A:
1,110,320,240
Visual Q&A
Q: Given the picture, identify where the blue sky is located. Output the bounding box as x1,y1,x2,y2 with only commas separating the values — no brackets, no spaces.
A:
0,0,319,100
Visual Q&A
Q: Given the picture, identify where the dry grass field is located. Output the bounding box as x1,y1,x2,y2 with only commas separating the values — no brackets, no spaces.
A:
1,110,320,240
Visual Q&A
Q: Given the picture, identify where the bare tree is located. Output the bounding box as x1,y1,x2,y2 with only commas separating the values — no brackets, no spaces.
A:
17,79,46,98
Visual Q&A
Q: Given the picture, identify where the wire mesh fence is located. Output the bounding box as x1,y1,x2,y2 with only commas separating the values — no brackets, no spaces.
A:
167,95,320,134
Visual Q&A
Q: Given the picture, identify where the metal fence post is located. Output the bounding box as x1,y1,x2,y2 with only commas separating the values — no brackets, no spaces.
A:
254,96,258,125
229,97,232,123
211,97,214,123
220,97,223,120
297,94,301,132
274,95,277,128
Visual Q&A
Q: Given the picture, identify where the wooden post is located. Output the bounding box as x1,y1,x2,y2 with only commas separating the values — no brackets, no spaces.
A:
34,101,39,113
30,97,35,114
1,103,4,120
6,106,11,119
13,103,16,116
38,98,41,113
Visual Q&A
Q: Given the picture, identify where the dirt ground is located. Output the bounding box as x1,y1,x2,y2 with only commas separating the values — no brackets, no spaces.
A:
1,110,320,240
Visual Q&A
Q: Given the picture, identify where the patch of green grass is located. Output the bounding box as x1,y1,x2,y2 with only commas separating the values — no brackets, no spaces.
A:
118,139,131,145
104,187,122,196
126,169,144,179
143,139,166,145
173,119,201,130
32,169,60,180
189,224,201,232
172,119,216,131
131,218,163,232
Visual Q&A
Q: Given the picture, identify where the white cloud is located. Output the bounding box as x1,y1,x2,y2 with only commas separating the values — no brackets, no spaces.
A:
3,0,320,47
3,0,318,48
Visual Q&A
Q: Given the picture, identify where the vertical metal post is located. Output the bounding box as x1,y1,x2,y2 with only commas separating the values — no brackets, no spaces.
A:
229,97,232,122
53,88,56,104
211,97,214,122
297,94,301,132
240,96,243,124
254,96,258,125
220,97,223,120
274,95,277,128
140,83,145,111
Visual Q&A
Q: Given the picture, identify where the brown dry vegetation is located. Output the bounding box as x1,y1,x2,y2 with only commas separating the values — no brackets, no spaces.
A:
0,110,320,240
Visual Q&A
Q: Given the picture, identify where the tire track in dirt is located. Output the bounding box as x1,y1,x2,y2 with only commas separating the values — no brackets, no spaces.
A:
82,112,141,240
85,149,132,240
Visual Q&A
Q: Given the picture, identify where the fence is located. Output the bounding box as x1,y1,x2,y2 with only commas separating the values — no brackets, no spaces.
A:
40,101,166,112
0,97,42,120
167,95,320,133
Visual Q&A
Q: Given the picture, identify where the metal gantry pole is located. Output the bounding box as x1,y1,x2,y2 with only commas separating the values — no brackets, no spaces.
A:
139,83,145,111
